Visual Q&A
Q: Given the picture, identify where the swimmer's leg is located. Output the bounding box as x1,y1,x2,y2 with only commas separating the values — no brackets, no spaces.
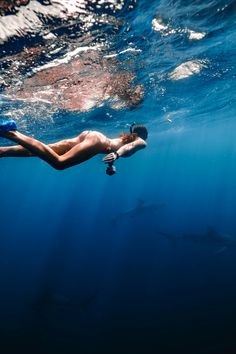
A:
2,131,66,169
2,131,101,170
0,145,33,157
51,140,102,169
0,141,74,157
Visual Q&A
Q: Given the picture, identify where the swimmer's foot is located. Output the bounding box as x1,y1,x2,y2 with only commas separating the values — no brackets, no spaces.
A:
0,120,17,136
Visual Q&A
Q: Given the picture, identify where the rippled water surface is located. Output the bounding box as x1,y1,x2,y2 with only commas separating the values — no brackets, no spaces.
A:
0,0,235,138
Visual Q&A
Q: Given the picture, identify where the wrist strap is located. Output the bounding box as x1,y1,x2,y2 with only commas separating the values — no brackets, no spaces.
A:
114,151,119,159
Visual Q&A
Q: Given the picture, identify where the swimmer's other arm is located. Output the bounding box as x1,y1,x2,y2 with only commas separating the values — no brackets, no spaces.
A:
103,138,147,163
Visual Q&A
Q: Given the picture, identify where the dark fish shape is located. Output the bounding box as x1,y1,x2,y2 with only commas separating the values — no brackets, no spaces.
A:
157,225,236,254
111,198,165,227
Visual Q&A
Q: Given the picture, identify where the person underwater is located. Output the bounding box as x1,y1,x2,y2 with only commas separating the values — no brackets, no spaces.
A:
0,121,148,175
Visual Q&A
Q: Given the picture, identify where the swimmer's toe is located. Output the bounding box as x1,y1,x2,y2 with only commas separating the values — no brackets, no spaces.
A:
0,120,17,135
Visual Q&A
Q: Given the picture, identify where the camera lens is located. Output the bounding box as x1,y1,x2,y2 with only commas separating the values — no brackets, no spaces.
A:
106,164,116,176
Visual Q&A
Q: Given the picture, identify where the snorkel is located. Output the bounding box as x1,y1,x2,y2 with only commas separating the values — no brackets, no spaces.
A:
130,122,136,134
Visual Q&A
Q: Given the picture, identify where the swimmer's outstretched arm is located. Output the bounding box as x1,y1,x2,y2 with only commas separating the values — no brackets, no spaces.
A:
103,138,147,163
116,138,147,157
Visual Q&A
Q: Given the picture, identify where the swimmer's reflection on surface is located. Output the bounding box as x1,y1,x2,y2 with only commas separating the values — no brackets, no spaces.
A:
4,52,144,112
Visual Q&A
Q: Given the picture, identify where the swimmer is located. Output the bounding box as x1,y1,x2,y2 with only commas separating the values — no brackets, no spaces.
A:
0,121,148,171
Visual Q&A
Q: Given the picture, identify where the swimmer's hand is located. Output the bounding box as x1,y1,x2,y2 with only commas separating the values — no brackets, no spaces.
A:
102,152,119,163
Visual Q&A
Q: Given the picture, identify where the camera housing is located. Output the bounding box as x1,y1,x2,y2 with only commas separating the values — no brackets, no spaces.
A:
106,162,116,176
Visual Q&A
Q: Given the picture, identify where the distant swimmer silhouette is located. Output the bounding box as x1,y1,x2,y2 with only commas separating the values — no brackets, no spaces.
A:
0,121,148,174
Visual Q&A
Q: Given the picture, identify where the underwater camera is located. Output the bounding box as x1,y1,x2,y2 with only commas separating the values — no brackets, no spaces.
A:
106,162,116,176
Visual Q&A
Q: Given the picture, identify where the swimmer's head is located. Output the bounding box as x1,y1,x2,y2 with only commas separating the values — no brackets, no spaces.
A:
130,123,148,140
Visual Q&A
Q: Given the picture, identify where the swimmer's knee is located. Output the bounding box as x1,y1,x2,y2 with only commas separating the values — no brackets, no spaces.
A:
53,162,67,170
46,157,65,170
52,157,70,170
54,165,64,171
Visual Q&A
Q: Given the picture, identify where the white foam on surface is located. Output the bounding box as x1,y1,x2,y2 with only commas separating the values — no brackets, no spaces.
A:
169,60,207,80
152,17,206,41
33,44,102,72
104,48,142,58
188,30,206,40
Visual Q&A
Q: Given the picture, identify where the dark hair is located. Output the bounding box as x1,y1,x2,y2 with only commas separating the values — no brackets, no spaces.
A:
130,124,148,140
120,132,137,144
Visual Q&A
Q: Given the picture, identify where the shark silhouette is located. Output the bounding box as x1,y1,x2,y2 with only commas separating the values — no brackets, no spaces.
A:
111,198,165,227
157,225,236,254
183,226,236,254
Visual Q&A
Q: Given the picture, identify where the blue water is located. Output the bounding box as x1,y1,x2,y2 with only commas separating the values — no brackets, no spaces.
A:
0,1,236,353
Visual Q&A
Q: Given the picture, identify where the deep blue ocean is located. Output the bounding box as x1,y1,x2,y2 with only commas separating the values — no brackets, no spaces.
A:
0,1,236,353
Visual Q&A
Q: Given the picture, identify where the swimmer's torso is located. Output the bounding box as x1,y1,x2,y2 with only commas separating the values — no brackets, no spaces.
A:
53,130,123,155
